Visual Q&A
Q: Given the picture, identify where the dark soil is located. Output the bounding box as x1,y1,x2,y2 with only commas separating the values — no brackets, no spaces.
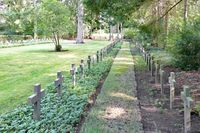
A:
136,66,200,133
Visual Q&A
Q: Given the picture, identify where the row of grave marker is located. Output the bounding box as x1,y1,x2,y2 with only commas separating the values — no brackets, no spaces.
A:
135,42,193,133
0,38,51,45
28,40,120,120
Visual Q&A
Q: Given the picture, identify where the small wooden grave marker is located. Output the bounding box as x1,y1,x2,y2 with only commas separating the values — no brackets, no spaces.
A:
96,51,99,63
80,59,84,78
28,84,45,120
87,55,91,69
70,64,76,87
169,72,175,109
151,56,154,76
155,62,159,84
148,54,151,71
159,65,164,94
54,71,64,97
181,86,193,133
100,49,103,61
92,55,95,65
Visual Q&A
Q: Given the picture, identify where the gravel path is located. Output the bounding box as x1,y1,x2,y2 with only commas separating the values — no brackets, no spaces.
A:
81,42,144,133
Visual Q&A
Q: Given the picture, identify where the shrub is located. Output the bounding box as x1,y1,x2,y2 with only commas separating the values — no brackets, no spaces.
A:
124,29,136,39
174,20,200,70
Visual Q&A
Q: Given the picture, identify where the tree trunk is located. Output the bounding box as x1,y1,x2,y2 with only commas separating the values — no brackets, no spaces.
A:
183,0,188,24
163,0,169,49
33,0,38,40
53,32,62,52
76,0,84,44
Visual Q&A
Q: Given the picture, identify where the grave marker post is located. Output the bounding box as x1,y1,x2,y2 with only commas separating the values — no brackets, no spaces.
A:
54,71,64,97
159,65,164,94
181,86,193,133
100,49,103,61
96,51,99,63
80,59,84,78
70,64,76,87
148,54,151,71
169,72,176,109
28,84,45,120
151,56,154,77
155,62,159,84
87,55,91,69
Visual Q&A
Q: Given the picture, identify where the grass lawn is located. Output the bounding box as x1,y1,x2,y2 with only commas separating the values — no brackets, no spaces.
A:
0,40,109,114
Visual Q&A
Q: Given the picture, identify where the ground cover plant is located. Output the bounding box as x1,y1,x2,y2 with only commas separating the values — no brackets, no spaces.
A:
0,42,121,132
0,40,109,113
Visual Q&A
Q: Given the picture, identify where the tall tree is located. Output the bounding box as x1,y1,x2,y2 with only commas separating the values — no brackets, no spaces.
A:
33,0,38,40
38,0,72,51
183,0,188,23
76,0,84,43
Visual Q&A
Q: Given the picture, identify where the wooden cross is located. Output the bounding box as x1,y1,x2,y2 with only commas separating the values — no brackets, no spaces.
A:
169,72,175,109
70,64,76,87
28,84,45,120
87,55,91,69
181,85,193,133
96,51,99,63
92,55,95,65
100,49,103,61
148,54,151,71
54,71,64,97
159,65,164,94
151,56,154,77
155,62,159,84
80,59,84,78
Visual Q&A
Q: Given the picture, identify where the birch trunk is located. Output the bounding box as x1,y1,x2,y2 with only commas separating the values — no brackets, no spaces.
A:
164,0,169,49
76,0,84,43
183,0,188,23
34,0,37,40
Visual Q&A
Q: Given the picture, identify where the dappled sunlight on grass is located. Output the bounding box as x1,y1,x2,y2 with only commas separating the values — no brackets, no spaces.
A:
115,57,131,61
58,54,76,58
141,106,158,113
46,73,56,77
103,106,126,119
114,61,134,65
120,48,130,51
110,92,137,101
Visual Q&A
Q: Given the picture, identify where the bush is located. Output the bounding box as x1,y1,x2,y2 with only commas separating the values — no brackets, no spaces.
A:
124,29,136,39
174,21,200,70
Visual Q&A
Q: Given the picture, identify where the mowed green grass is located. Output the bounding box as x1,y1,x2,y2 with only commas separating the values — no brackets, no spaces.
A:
81,43,143,133
0,40,109,114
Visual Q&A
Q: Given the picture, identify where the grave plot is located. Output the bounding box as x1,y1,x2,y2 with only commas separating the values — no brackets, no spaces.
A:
0,41,121,132
133,42,200,133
